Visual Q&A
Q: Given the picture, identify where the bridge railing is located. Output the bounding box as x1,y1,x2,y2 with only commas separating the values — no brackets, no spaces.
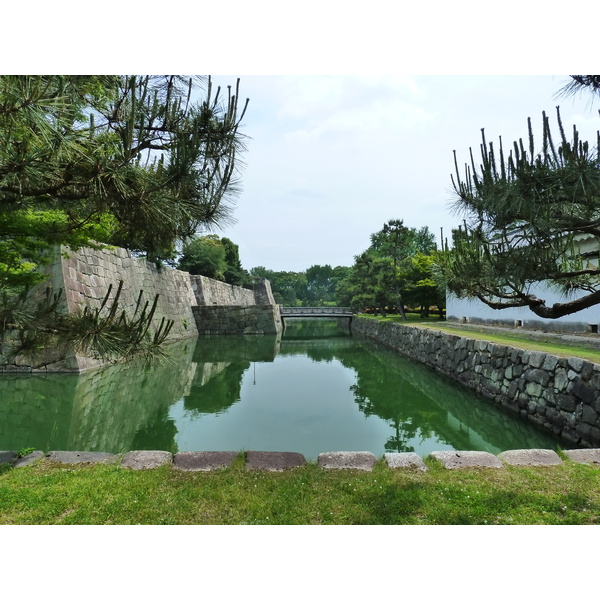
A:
279,306,352,315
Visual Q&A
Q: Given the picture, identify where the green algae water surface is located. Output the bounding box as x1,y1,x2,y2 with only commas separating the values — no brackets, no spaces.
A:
0,320,565,460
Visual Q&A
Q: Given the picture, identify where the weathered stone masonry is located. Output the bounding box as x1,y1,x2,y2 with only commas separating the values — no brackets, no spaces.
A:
59,246,197,340
2,245,281,372
189,273,280,334
352,318,600,448
192,305,282,335
191,274,256,306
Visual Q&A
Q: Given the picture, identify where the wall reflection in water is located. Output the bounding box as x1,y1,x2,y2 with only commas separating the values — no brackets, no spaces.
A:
0,319,566,457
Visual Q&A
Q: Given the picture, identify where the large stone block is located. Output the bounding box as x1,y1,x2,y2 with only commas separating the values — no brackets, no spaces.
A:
568,357,585,373
581,404,599,426
542,355,560,372
498,449,562,466
563,448,600,464
528,352,547,369
173,451,238,471
246,451,306,471
384,452,428,471
524,368,551,387
429,451,503,469
121,450,172,470
46,451,118,464
0,451,17,465
571,380,598,405
575,422,600,446
318,451,377,471
13,451,45,468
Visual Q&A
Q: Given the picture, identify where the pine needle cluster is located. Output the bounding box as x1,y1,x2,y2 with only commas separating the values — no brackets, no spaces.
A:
437,106,600,319
1,282,174,367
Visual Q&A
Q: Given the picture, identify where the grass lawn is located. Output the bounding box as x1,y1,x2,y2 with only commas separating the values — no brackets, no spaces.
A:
1,454,600,525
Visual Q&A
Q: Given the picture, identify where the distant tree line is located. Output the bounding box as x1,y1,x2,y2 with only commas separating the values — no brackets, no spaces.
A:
201,220,445,319
177,238,356,307
248,264,352,306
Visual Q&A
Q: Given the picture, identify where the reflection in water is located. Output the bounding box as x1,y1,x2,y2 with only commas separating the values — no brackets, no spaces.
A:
0,319,570,458
282,317,352,340
0,338,199,454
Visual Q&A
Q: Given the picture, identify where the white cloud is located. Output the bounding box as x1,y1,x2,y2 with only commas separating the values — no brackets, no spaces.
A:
568,113,600,143
215,75,600,272
278,75,435,144
284,99,436,144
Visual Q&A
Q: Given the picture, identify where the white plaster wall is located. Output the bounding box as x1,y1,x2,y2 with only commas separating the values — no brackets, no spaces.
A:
447,282,600,331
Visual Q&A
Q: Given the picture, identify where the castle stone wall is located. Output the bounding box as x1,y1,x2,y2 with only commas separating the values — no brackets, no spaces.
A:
192,305,283,335
352,317,600,448
1,245,279,372
190,275,256,306
60,246,198,341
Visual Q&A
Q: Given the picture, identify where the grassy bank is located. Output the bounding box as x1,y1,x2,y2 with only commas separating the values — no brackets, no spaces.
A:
1,455,599,525
359,314,600,363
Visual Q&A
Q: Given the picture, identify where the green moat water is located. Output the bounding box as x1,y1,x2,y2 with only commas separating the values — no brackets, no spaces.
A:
0,320,564,460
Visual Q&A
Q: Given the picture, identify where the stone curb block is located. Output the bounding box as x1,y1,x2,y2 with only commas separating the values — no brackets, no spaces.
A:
318,451,377,471
384,452,428,471
46,451,119,465
0,451,17,465
6,448,600,471
121,450,173,470
430,451,504,469
562,449,600,464
14,451,45,468
498,449,562,466
173,451,239,471
245,451,306,471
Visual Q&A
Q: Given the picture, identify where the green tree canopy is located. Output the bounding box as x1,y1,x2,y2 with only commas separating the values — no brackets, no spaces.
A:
220,237,248,285
304,264,351,305
369,220,436,319
178,234,249,284
0,75,248,363
0,75,249,293
178,234,228,279
401,253,445,318
248,265,351,307
250,267,308,306
336,221,440,318
336,249,396,313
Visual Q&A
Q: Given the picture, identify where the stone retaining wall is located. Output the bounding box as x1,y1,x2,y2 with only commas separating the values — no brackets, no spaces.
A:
1,245,280,371
3,245,200,371
59,248,277,337
60,246,198,341
190,275,256,306
351,318,600,448
192,305,283,335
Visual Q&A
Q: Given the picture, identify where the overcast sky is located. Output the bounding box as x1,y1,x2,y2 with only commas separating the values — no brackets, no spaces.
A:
7,3,598,278
206,75,600,273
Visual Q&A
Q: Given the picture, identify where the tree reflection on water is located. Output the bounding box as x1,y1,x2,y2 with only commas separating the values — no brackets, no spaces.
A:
0,319,568,455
